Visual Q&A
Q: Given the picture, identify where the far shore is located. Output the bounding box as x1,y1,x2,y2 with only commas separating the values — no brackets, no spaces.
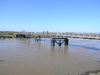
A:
0,31,100,40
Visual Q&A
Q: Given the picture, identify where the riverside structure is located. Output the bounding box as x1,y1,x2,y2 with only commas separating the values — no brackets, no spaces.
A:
51,38,69,46
13,32,100,40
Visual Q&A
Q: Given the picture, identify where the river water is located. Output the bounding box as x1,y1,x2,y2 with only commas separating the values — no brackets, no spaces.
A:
0,38,100,75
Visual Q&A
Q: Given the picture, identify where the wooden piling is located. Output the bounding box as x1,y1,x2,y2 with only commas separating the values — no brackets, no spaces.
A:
51,39,55,46
64,38,68,45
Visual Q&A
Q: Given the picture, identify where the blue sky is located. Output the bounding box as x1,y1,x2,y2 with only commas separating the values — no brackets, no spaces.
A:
0,0,100,33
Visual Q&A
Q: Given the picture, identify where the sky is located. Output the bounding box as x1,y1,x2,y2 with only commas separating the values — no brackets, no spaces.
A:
0,0,100,33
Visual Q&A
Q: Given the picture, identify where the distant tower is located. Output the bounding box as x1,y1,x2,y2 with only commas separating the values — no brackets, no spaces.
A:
47,31,49,34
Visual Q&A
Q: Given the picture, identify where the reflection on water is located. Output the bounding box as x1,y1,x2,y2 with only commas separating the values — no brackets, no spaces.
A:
0,38,100,75
35,41,41,50
50,46,69,57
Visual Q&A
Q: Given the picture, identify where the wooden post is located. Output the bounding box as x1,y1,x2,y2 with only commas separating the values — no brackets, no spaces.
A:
51,39,55,46
64,38,68,45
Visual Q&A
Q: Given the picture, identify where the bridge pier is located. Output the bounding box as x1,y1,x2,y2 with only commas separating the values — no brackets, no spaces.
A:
64,38,69,45
35,35,41,42
51,38,55,46
51,38,69,46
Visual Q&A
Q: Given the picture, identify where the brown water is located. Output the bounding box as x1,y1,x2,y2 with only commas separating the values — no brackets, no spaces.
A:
0,38,100,75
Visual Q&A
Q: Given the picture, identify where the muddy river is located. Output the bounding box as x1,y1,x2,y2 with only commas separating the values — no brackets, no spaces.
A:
0,38,100,75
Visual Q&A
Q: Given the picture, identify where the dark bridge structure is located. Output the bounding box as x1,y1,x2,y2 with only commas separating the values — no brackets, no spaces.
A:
16,34,26,38
15,33,31,39
35,35,41,41
51,38,69,46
